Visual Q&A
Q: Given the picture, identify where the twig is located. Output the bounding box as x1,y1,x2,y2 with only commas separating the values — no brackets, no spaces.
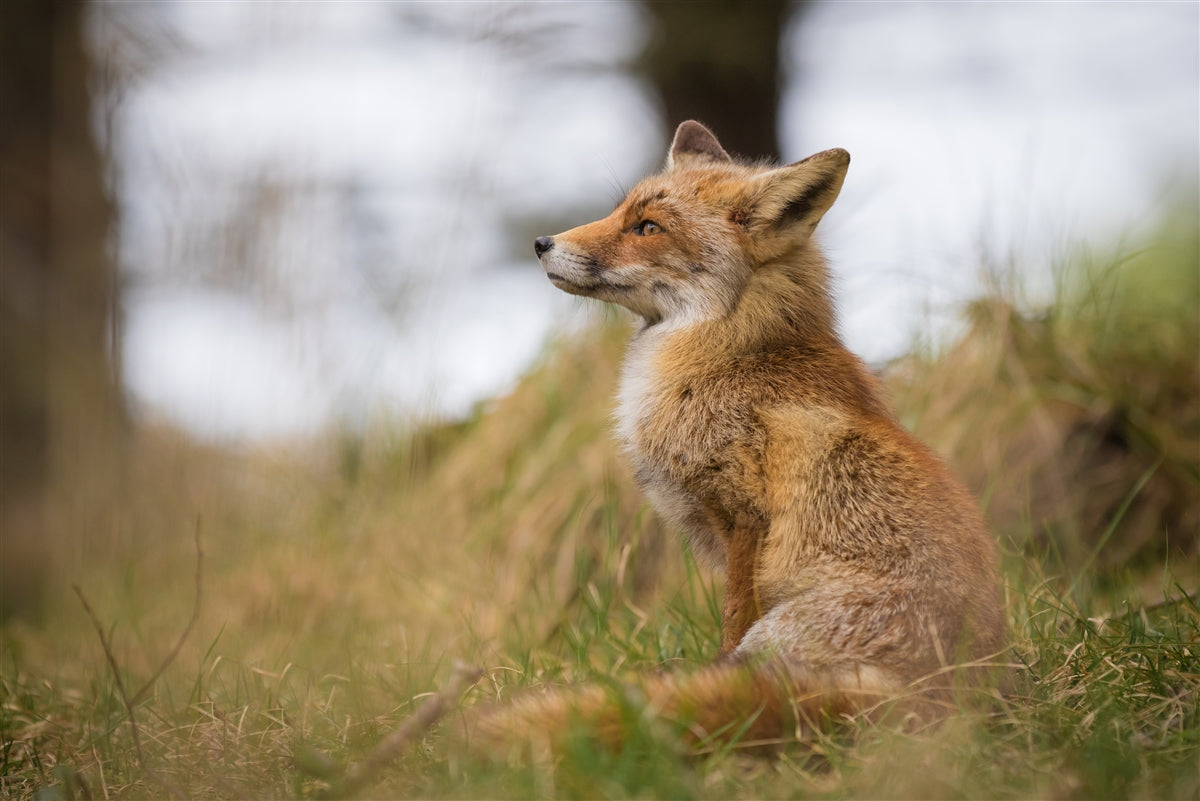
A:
73,523,204,800
74,586,182,799
325,660,484,799
130,521,204,706
1096,590,1199,624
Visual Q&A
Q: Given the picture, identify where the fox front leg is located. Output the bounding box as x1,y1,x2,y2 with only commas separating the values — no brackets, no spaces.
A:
719,514,766,656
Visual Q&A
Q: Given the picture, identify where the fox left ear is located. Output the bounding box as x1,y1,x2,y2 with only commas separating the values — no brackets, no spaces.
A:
742,148,850,237
668,120,732,171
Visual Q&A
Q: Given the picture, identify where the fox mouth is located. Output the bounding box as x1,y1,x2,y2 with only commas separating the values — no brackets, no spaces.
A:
545,272,632,295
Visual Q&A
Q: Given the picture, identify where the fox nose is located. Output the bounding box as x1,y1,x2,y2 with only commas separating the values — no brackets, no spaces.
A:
534,236,554,258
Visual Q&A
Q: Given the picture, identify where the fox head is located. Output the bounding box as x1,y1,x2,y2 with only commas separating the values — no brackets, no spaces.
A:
535,120,849,328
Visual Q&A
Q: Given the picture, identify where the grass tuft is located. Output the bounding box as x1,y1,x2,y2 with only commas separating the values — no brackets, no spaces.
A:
888,212,1198,584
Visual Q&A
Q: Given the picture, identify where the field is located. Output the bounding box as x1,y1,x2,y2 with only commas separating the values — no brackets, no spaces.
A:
3,216,1197,799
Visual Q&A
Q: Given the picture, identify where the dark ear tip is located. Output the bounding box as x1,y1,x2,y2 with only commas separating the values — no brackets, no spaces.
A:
796,147,850,170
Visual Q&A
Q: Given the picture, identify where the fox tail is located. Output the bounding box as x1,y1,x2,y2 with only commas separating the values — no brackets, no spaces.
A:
453,657,930,760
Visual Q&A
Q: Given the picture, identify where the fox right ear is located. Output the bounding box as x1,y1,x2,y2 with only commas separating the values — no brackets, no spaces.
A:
668,120,732,171
742,148,850,238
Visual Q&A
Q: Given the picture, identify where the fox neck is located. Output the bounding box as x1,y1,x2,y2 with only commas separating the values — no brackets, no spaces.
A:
731,246,840,351
641,243,841,356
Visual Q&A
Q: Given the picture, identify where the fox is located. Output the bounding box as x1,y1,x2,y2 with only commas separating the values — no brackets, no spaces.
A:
462,121,1005,756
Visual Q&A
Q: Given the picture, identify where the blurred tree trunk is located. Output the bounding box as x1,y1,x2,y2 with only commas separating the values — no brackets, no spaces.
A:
638,0,805,160
1,0,124,618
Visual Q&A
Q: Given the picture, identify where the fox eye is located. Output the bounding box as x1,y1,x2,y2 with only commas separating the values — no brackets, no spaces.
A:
631,220,663,236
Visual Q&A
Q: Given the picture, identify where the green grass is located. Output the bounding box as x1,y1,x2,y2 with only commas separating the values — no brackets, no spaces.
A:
2,219,1197,799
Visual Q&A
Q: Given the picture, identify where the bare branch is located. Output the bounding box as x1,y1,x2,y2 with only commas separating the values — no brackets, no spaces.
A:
74,584,183,799
131,520,203,705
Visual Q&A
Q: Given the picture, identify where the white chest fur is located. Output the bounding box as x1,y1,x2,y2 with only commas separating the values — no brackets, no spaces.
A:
614,322,727,568
615,324,664,453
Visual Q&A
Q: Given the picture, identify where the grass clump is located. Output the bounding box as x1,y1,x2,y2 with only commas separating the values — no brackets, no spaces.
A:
888,212,1199,582
2,216,1197,798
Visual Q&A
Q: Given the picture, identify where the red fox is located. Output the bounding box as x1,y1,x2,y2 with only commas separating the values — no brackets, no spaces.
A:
467,121,1005,755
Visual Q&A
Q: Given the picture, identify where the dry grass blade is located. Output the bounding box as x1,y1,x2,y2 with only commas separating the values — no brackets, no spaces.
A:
70,526,204,800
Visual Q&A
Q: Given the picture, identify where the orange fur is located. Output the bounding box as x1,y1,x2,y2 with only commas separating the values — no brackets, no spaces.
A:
465,121,1005,757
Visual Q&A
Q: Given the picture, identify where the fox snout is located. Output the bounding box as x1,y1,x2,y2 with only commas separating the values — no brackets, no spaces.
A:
534,233,589,298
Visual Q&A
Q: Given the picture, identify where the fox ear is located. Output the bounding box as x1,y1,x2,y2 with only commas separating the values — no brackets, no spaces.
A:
668,120,732,171
742,148,850,236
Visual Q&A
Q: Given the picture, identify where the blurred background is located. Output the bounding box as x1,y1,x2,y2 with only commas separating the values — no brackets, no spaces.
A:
11,1,1197,439
2,0,1196,611
2,5,1198,795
